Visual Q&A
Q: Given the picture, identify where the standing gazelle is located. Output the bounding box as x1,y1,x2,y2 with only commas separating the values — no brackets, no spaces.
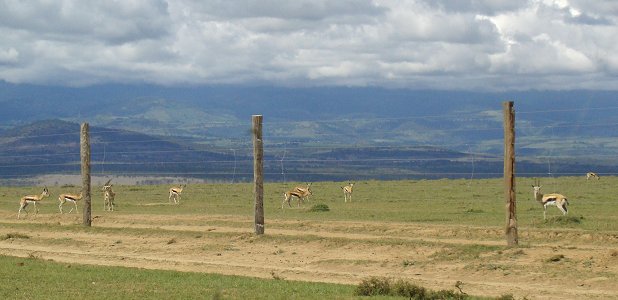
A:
282,186,312,208
58,191,83,214
17,187,50,219
293,183,312,202
341,182,354,202
169,184,186,204
531,179,569,220
102,179,115,211
586,172,600,180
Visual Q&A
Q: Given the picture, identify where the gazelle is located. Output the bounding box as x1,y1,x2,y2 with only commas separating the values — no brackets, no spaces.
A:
586,172,600,180
282,187,312,208
293,183,312,202
341,182,354,202
17,187,50,219
169,184,186,204
102,179,115,211
58,191,83,214
531,179,569,220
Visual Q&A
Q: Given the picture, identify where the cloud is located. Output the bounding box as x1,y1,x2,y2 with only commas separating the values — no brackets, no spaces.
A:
0,1,172,44
418,0,527,16
0,47,19,64
0,0,617,90
185,0,386,21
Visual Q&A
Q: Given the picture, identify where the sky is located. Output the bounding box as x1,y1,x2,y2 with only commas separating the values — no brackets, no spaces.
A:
0,0,617,91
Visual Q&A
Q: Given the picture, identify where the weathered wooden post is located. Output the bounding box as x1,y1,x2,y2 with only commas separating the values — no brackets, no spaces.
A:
81,123,92,227
503,101,518,246
252,115,264,235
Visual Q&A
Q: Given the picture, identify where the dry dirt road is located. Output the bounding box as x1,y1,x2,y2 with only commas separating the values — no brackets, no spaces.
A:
1,211,617,299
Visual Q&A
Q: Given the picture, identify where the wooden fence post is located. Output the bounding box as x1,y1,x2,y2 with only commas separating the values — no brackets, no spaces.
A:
503,101,518,246
253,115,264,235
81,123,92,227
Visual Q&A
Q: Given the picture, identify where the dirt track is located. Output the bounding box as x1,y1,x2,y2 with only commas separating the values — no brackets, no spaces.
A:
1,211,617,299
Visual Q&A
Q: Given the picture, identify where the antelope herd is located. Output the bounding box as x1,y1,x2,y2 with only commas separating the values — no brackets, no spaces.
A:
12,172,601,219
15,181,190,219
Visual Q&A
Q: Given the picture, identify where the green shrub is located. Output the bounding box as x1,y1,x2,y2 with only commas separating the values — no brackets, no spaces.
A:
307,203,330,212
355,277,469,299
355,277,392,296
392,279,427,299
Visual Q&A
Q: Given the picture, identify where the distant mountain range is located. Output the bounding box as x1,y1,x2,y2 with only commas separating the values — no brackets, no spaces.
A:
1,81,617,182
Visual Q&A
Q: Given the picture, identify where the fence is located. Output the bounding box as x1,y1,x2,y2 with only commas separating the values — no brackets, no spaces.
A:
2,102,618,243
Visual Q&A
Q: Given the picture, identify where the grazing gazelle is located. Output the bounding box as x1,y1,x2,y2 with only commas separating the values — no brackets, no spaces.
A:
282,186,312,209
532,179,569,220
341,182,354,202
58,191,83,214
17,187,50,219
102,179,115,211
169,184,186,204
586,172,600,180
293,183,312,202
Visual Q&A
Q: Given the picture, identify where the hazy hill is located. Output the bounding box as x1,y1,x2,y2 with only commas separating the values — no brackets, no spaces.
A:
0,120,235,179
2,119,616,183
0,119,502,181
1,81,617,181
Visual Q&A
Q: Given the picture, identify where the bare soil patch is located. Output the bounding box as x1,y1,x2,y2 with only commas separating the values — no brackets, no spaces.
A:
1,211,617,299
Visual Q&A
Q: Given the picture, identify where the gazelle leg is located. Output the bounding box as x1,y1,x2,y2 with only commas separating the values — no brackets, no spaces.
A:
281,193,290,209
18,204,26,219
558,203,567,216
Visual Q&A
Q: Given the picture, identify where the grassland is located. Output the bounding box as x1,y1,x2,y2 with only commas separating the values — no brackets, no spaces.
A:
3,176,616,230
0,255,365,300
0,177,617,299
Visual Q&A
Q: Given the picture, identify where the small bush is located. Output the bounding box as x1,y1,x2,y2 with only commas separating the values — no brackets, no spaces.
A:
355,277,392,296
307,203,330,212
355,277,469,299
431,289,464,299
545,216,582,225
392,279,426,298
